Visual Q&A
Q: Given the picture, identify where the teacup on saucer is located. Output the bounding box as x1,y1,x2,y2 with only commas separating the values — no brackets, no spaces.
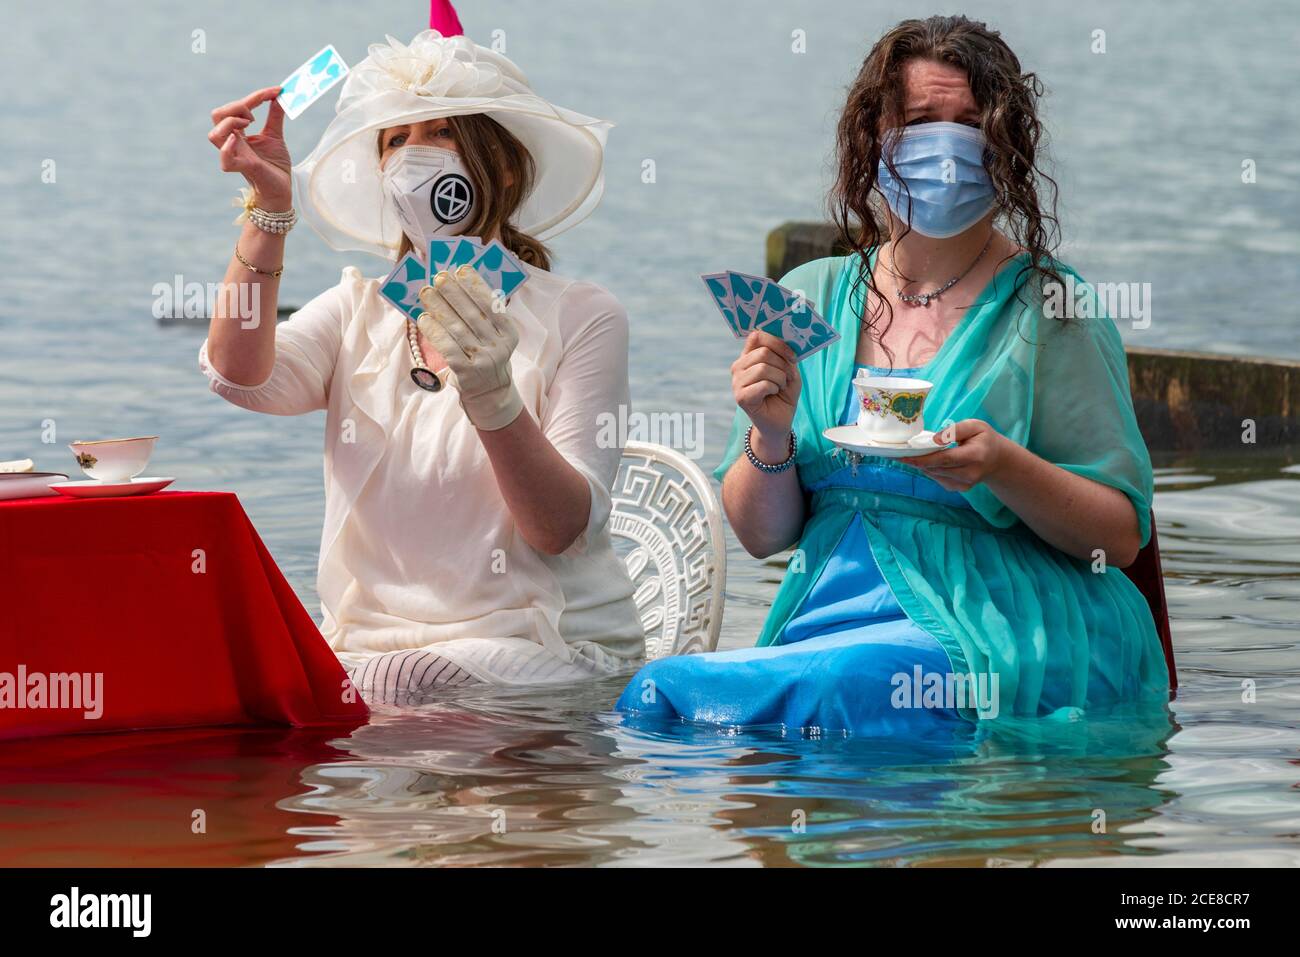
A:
852,375,933,444
68,436,158,483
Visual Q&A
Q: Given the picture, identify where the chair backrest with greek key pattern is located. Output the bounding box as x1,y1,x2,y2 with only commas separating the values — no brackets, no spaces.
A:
610,441,727,659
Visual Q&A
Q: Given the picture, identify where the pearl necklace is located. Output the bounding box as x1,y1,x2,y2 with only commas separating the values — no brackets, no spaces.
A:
406,320,443,392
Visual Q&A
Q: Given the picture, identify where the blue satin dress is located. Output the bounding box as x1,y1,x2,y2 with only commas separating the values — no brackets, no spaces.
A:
615,364,968,735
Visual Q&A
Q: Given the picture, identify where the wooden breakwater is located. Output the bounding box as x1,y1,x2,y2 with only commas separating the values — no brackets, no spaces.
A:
767,222,1300,452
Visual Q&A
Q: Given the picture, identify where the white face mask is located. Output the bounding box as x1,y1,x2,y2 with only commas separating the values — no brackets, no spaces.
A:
381,145,479,253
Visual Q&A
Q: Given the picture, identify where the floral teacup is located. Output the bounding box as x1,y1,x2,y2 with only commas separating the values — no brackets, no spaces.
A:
852,375,933,444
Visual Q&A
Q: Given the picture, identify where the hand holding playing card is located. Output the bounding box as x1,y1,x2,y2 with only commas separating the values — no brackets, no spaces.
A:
208,86,292,209
731,329,802,445
417,266,524,431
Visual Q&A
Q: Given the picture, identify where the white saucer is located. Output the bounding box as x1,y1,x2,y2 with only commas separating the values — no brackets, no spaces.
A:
823,427,945,459
0,472,69,501
49,476,175,498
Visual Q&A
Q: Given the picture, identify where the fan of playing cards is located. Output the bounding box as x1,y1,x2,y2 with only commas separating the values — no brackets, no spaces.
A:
379,238,530,322
701,271,840,361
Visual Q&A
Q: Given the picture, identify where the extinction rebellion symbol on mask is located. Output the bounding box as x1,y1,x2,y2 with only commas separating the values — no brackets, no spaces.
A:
431,174,473,225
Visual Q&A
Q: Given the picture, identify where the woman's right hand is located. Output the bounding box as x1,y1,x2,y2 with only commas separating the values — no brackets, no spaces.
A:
208,86,293,210
731,330,802,444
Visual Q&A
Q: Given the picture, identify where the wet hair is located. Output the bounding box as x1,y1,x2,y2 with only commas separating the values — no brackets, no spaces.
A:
380,112,551,270
831,14,1065,364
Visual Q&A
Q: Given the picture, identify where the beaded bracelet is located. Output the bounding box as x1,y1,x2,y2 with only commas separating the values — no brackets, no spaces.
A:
248,205,298,235
744,425,797,473
234,187,297,235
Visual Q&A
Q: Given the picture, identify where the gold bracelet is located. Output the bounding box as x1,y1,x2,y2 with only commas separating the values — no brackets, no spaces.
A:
234,243,284,278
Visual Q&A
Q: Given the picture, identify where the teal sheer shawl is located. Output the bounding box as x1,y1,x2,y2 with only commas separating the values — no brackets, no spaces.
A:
714,252,1168,718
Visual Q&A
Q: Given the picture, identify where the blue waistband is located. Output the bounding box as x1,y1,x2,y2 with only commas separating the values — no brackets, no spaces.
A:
809,486,1031,538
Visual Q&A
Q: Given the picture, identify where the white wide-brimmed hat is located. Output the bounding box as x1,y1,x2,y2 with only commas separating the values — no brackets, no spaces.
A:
293,30,612,260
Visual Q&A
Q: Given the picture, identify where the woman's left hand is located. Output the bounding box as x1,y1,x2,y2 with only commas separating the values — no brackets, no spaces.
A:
907,419,1014,492
417,266,524,431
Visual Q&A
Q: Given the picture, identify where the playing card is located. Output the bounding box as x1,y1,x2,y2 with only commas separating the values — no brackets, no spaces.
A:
428,236,481,277
427,238,460,276
758,279,813,321
701,271,766,338
753,286,840,360
468,239,529,297
278,45,349,120
725,271,770,335
701,273,743,337
448,237,484,273
379,253,427,323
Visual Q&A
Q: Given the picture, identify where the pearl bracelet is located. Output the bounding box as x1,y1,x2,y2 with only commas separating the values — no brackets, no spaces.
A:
233,187,296,234
248,205,298,235
744,426,797,473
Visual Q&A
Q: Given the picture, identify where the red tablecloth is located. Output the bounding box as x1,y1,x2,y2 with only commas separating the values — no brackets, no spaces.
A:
0,490,367,739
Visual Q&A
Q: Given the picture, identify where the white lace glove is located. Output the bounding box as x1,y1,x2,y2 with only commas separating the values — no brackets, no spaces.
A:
416,265,524,431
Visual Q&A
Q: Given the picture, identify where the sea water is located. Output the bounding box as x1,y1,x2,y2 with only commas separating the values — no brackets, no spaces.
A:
0,0,1297,866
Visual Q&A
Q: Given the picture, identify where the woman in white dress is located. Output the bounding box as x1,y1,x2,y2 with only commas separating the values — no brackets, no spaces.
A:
198,30,643,700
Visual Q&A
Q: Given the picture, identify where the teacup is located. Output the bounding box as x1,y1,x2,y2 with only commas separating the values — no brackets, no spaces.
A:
68,436,158,482
852,375,933,444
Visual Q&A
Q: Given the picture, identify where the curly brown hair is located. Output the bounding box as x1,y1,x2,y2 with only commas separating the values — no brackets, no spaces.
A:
831,14,1064,363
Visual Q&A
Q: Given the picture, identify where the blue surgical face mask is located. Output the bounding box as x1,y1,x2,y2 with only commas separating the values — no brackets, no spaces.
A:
876,121,997,238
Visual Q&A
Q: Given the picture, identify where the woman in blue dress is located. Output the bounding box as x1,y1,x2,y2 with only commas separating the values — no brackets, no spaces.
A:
616,15,1169,734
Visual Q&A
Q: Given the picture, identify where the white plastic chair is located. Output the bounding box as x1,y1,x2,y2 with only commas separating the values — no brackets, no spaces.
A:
609,441,727,660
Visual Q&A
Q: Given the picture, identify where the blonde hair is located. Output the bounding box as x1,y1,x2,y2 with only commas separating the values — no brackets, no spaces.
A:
381,113,551,270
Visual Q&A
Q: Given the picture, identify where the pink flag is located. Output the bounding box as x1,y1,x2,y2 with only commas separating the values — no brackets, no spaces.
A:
429,0,464,36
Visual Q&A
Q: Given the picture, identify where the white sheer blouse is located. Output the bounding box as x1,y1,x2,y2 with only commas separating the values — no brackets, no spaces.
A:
198,264,644,671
